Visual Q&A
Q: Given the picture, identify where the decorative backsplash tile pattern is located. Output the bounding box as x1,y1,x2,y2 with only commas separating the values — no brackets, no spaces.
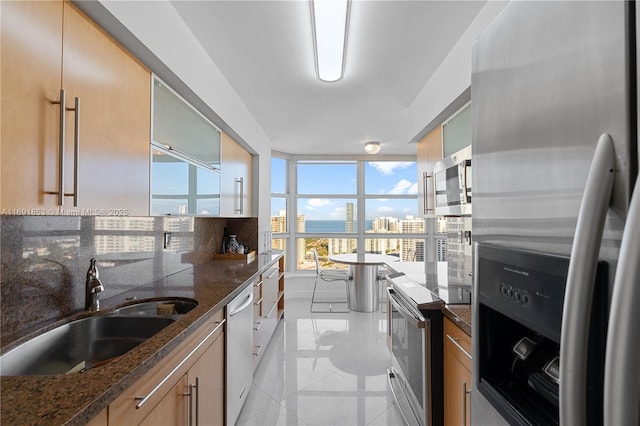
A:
0,215,257,344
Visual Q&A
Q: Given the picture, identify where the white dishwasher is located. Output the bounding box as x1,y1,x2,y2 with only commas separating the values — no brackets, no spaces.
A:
226,285,254,426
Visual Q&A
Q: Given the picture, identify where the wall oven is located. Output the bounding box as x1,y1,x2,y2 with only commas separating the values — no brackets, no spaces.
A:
432,145,472,216
387,273,444,426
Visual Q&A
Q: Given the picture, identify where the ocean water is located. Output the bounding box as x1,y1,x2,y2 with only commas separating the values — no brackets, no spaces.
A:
304,220,373,233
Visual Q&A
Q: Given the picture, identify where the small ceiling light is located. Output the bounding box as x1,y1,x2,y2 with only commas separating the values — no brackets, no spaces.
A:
311,0,350,82
364,142,381,155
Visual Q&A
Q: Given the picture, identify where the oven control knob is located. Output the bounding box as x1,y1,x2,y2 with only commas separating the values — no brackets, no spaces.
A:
521,294,529,304
507,288,514,299
500,285,507,296
514,291,521,302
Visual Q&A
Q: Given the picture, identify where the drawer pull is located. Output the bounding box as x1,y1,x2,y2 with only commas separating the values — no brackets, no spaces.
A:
253,345,263,357
446,334,472,360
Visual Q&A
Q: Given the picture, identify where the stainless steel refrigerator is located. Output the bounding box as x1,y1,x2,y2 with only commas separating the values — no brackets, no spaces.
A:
471,1,639,425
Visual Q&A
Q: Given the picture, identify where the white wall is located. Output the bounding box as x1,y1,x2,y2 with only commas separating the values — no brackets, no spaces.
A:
407,1,509,141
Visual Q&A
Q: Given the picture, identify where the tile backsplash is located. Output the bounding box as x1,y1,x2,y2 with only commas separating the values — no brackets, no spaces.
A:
0,215,257,344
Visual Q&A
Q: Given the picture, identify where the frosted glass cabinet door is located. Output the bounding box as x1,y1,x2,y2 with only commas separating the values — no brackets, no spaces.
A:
151,77,221,216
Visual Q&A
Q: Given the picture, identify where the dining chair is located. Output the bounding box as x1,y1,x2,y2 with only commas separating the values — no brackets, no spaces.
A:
310,249,351,313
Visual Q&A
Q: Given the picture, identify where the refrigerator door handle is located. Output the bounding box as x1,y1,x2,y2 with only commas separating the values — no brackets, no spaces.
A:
604,176,640,425
560,133,615,426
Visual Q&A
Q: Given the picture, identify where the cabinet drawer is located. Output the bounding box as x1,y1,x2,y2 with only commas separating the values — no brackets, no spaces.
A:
444,317,472,372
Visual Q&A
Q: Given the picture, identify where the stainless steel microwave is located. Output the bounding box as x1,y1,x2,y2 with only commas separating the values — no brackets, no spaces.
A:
432,145,472,216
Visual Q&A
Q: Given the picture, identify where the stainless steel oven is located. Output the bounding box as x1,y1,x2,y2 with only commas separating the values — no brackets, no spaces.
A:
386,273,444,426
432,145,472,216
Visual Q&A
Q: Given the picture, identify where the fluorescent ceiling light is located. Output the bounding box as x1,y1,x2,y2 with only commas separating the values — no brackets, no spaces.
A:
311,0,350,82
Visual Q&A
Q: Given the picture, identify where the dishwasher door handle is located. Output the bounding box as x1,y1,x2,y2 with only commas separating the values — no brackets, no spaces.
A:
228,291,254,317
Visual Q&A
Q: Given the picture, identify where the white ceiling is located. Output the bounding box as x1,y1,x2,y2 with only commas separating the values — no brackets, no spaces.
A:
170,0,486,157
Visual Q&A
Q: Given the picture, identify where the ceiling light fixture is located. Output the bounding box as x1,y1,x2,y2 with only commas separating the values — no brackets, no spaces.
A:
310,0,350,82
364,141,381,155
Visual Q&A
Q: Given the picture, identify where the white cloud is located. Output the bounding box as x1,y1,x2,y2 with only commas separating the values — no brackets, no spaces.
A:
407,182,418,195
389,179,414,195
377,206,395,214
369,162,414,175
306,198,332,208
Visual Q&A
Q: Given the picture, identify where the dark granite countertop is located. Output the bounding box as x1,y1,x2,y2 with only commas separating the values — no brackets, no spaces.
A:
0,252,283,426
443,304,472,336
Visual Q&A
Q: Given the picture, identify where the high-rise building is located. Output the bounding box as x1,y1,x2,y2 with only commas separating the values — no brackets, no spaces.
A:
271,210,286,233
400,216,425,261
346,202,354,232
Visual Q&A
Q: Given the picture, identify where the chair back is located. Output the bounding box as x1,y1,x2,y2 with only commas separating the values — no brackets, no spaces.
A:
312,248,321,275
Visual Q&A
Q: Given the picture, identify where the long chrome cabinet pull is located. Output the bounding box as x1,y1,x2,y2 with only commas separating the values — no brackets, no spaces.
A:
446,334,472,360
66,97,79,207
462,382,468,426
234,177,244,214
135,319,225,409
253,345,263,357
194,376,200,426
50,90,66,206
49,92,79,206
604,174,640,425
560,134,615,426
183,384,194,426
423,172,434,213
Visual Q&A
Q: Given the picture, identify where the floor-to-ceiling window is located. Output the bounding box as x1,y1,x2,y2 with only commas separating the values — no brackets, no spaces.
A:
271,156,422,272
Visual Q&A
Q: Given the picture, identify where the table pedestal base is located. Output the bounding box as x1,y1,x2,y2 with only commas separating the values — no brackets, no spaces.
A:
348,264,379,312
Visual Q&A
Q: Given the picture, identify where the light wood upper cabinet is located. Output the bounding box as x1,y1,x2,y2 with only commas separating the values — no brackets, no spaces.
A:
1,0,64,210
1,0,150,215
417,126,443,217
220,132,252,217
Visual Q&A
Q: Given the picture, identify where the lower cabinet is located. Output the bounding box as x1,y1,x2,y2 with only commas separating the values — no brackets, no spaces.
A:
108,309,225,425
253,257,285,368
443,317,472,426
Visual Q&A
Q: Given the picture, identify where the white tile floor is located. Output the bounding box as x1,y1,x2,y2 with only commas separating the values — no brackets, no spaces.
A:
236,275,405,426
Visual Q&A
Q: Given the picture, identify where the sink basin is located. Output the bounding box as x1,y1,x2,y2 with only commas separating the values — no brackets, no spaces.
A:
0,315,174,376
109,298,198,316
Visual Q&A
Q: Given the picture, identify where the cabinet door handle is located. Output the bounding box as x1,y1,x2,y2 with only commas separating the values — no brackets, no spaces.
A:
254,297,263,306
183,383,194,426
50,90,66,206
254,320,263,331
235,177,244,214
446,334,472,360
253,344,263,357
66,97,80,207
194,376,200,426
423,172,434,213
462,382,471,426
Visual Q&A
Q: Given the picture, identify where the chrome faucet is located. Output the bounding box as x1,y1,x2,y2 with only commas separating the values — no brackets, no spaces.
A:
85,258,104,311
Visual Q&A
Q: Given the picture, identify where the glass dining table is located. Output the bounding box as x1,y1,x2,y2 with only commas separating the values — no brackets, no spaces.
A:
329,253,399,312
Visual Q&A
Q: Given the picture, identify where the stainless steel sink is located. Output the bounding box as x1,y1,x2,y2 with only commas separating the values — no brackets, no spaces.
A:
0,315,175,376
108,298,198,316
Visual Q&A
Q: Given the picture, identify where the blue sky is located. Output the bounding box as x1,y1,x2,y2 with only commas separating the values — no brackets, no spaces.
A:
272,160,418,220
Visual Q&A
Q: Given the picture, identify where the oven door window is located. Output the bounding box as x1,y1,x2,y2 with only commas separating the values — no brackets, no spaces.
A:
390,300,426,411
